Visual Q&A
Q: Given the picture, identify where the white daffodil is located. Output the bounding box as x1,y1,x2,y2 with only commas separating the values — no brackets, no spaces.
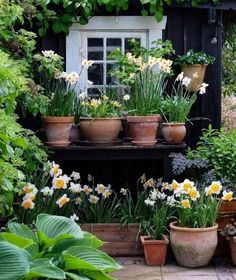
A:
120,188,128,195
49,162,62,177
82,185,93,195
69,182,82,193
189,187,200,201
21,199,35,209
23,183,38,195
102,189,112,199
123,94,130,101
95,184,106,194
167,195,177,207
209,181,222,195
180,179,194,194
41,187,54,196
56,194,70,208
42,50,55,57
88,195,99,204
175,72,184,82
157,192,167,200
79,92,88,101
144,197,155,206
150,189,158,200
199,83,209,95
70,171,81,181
23,193,36,201
82,59,94,69
222,190,233,201
182,77,192,87
70,213,79,222
52,176,68,189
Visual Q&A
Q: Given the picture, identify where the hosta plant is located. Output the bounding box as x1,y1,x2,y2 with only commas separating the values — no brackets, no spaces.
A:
0,213,121,280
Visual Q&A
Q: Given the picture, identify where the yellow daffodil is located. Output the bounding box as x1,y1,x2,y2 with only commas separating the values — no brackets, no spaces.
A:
56,194,70,208
189,187,200,201
21,199,35,209
222,191,233,201
171,179,179,191
205,187,213,196
88,195,99,204
181,199,191,209
209,181,222,194
90,99,100,109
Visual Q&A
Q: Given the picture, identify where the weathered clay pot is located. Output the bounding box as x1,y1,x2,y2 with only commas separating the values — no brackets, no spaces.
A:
140,235,169,266
219,198,236,214
79,118,121,143
181,64,207,92
69,124,80,143
170,222,218,268
41,116,74,147
162,123,186,144
127,115,161,146
229,239,236,265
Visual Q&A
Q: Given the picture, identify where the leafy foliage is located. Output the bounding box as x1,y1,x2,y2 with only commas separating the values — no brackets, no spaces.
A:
176,49,215,65
0,214,121,280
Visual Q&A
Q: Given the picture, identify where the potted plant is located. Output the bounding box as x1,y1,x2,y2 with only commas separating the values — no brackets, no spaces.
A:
221,220,236,265
34,50,93,147
169,179,232,268
161,72,209,144
176,49,215,92
79,93,122,144
140,181,174,266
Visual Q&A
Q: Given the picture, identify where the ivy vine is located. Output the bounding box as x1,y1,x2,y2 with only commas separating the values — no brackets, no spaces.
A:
21,0,222,36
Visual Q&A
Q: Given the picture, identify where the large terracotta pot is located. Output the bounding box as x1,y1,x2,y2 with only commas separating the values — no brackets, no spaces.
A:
161,123,186,144
127,115,161,146
42,116,74,147
140,235,169,266
79,118,121,144
229,239,236,265
170,222,218,268
181,64,207,92
219,198,236,214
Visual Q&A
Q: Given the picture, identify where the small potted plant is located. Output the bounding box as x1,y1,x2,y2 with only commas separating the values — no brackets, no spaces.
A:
79,93,122,144
176,49,215,92
221,220,236,265
169,179,232,268
161,72,209,144
140,180,174,266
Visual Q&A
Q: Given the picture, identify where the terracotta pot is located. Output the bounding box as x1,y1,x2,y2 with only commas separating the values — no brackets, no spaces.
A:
170,222,218,268
41,116,74,147
69,124,80,143
81,223,143,256
79,118,121,144
140,235,169,266
229,239,236,265
219,198,236,214
181,64,207,92
127,115,161,146
161,123,186,144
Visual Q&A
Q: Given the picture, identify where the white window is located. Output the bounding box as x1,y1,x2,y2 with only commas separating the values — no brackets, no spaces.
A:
66,16,167,94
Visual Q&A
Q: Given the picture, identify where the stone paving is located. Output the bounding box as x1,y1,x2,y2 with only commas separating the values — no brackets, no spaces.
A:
110,257,236,280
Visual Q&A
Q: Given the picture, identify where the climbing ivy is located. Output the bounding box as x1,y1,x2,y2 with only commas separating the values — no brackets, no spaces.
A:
20,0,222,36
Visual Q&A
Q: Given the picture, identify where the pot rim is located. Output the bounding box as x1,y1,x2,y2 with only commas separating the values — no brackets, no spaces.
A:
140,235,169,245
162,122,185,126
181,64,208,67
127,115,161,122
170,221,218,232
42,116,74,123
80,117,121,121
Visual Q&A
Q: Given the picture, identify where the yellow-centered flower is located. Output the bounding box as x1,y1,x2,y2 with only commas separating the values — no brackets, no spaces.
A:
222,191,233,201
181,199,191,209
56,194,70,208
181,179,194,194
209,181,222,194
22,199,35,209
189,187,200,201
171,179,179,191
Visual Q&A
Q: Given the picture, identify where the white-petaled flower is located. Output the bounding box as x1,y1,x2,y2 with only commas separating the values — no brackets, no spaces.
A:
56,194,70,208
205,186,213,197
189,187,200,201
65,71,79,84
70,213,79,222
87,80,93,85
157,192,167,200
42,50,55,57
192,72,199,79
102,189,112,199
222,190,233,201
199,83,209,95
95,184,106,194
82,185,93,195
69,182,82,193
79,92,88,101
23,183,38,195
143,178,156,189
148,56,159,67
123,94,130,101
144,197,155,206
23,193,36,201
182,77,192,87
120,188,128,195
209,181,222,195
167,195,177,207
49,162,62,177
150,189,158,200
60,72,67,79
88,195,99,204
82,59,94,69
54,71,62,79
52,176,68,189
158,58,173,73
75,197,82,205
70,171,80,181
175,72,184,82
41,187,54,196
180,179,194,194
21,199,35,209
170,179,179,191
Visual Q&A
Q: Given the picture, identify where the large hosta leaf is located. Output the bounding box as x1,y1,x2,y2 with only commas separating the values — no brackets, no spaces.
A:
36,214,83,247
62,246,121,272
7,222,38,257
66,272,91,280
0,232,33,249
0,241,30,280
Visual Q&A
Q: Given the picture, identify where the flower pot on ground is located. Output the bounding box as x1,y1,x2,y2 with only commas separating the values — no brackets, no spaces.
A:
219,198,236,214
127,115,161,146
80,118,121,143
220,220,236,265
79,94,122,144
42,116,74,146
161,123,186,144
140,235,169,266
170,222,218,268
176,49,215,92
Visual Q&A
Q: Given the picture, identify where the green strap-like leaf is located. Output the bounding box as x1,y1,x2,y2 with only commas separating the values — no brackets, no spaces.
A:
0,241,31,280
66,272,92,280
0,232,33,249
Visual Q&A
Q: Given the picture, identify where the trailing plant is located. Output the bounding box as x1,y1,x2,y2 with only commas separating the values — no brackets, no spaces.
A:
0,213,121,279
176,49,215,65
